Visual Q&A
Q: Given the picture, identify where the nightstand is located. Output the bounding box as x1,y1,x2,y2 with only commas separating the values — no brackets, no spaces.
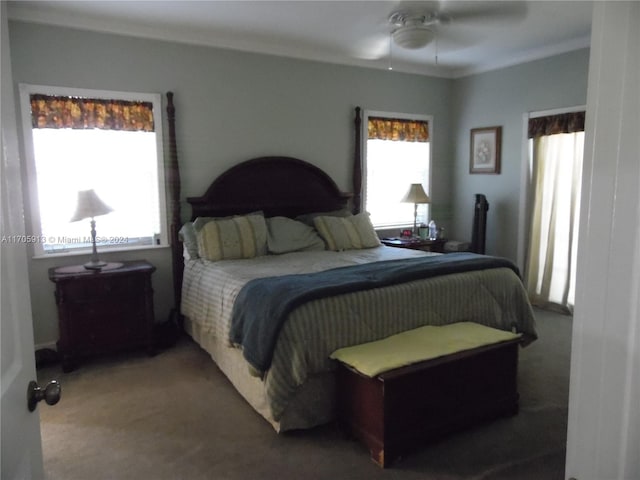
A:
381,237,447,253
48,260,156,372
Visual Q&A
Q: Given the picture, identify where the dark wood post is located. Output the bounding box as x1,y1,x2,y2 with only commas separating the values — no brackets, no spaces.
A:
353,106,362,214
166,92,183,324
471,194,489,254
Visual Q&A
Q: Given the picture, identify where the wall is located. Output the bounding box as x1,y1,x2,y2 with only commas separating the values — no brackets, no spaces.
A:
451,49,590,262
9,21,452,346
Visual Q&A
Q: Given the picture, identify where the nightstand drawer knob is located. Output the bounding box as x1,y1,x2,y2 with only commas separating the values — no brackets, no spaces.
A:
27,380,61,412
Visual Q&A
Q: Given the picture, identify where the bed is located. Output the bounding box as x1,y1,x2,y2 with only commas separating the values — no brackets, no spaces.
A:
164,94,537,432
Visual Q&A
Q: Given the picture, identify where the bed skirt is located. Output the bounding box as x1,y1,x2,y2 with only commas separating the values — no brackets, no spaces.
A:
184,317,335,432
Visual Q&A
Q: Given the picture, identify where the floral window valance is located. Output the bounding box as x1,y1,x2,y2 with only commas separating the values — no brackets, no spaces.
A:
368,117,429,142
30,94,155,132
528,111,585,139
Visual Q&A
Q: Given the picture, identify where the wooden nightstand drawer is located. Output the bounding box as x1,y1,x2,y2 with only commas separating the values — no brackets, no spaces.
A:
65,301,147,346
58,274,146,302
49,260,156,372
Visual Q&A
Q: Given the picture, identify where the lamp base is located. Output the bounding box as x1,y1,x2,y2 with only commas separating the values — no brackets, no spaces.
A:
83,260,107,271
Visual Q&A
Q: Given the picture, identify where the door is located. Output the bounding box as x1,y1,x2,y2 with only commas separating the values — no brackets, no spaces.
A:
1,4,45,478
565,2,640,479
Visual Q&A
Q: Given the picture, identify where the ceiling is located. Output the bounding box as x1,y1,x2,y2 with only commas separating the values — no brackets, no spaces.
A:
7,0,593,78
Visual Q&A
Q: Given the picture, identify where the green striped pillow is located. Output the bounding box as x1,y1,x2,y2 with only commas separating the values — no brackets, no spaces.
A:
196,213,267,261
313,212,381,251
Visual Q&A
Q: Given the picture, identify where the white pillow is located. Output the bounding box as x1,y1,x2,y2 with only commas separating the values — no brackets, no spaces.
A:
313,212,381,251
266,216,325,254
179,222,199,259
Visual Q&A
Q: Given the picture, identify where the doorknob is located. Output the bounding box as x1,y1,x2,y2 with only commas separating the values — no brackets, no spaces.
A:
27,380,61,412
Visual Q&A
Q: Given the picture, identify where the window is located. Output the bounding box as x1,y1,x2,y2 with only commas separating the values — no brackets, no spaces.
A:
363,111,432,229
19,85,167,256
525,110,585,312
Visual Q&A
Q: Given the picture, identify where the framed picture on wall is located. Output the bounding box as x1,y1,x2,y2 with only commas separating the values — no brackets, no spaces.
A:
470,126,501,174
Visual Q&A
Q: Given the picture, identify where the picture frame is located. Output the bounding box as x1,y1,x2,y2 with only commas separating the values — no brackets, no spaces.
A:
470,126,501,174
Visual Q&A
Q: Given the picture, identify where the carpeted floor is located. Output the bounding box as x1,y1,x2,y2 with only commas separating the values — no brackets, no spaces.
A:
37,308,571,480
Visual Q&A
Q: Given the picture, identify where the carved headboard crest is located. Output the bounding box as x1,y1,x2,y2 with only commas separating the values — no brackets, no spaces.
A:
187,156,352,220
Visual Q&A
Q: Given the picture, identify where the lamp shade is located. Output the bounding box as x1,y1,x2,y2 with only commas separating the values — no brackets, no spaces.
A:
70,189,113,222
400,183,431,204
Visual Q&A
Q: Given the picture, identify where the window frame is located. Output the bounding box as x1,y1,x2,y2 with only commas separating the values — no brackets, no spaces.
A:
362,109,434,229
18,83,169,258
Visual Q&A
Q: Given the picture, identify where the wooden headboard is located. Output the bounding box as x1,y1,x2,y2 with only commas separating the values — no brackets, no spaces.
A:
164,93,363,321
187,156,352,220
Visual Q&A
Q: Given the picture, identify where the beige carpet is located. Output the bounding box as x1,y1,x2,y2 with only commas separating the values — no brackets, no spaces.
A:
37,308,571,480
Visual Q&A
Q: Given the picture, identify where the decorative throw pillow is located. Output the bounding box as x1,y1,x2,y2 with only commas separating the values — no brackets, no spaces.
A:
313,212,381,251
196,213,268,261
266,216,325,254
295,208,353,227
192,210,264,232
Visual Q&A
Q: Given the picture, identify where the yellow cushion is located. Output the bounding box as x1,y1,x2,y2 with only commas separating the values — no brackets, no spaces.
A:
196,213,267,261
330,322,521,377
313,212,381,251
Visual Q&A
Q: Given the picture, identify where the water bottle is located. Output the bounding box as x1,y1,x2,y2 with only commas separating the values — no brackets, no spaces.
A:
428,220,437,240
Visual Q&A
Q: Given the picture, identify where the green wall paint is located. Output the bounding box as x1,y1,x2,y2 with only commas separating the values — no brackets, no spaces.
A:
451,49,590,261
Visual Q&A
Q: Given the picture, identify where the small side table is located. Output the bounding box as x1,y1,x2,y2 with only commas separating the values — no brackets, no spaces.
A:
48,260,156,372
381,237,447,253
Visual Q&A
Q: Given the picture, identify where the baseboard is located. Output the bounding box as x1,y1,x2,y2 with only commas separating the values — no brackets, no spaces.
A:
34,342,60,369
35,341,57,352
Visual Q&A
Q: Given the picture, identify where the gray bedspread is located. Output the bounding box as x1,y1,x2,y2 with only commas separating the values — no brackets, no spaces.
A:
230,252,520,374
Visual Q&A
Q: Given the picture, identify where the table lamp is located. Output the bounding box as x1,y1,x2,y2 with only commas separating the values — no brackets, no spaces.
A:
70,189,113,270
400,183,430,236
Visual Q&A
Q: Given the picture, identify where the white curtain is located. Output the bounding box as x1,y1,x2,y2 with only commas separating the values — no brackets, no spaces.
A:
526,131,584,312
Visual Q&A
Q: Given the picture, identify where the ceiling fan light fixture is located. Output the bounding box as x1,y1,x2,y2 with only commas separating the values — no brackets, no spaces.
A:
391,25,434,49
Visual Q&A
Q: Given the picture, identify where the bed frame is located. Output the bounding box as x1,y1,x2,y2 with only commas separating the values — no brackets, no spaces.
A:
187,156,353,220
165,92,364,315
163,96,537,435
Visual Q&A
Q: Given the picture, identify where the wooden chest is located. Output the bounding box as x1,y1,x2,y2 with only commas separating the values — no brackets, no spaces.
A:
335,338,520,468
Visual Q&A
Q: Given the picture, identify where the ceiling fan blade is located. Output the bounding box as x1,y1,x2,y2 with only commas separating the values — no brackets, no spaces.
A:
440,1,528,25
393,0,442,13
350,32,391,60
432,26,484,53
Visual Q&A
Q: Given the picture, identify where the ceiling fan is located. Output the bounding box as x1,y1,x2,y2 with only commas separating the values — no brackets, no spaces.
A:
385,2,528,53
388,10,450,50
